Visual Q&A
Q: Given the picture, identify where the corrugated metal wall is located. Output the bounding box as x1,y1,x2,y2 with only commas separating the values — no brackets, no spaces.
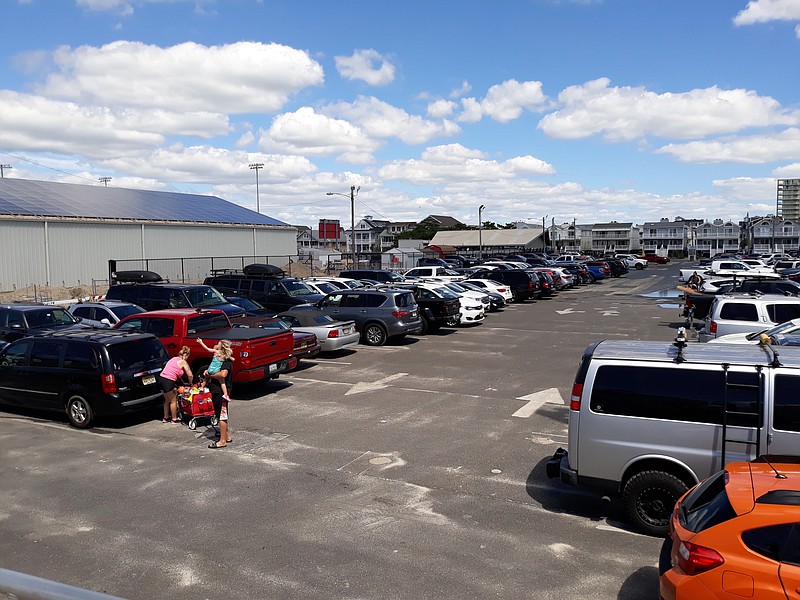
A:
0,219,297,291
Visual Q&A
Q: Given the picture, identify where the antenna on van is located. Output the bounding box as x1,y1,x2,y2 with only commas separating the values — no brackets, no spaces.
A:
673,327,687,363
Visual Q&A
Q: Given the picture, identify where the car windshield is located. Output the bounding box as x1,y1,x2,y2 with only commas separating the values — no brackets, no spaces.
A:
313,315,337,325
109,305,143,319
433,287,460,299
25,308,78,329
231,297,263,311
284,281,314,296
313,282,339,294
746,319,800,340
445,283,467,292
186,286,227,307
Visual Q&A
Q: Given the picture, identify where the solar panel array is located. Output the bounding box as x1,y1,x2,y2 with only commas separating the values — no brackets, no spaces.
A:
0,178,289,226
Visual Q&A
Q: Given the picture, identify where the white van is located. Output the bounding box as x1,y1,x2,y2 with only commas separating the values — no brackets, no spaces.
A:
547,334,800,535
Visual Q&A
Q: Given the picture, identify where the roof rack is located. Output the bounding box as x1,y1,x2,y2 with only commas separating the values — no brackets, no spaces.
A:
112,270,164,284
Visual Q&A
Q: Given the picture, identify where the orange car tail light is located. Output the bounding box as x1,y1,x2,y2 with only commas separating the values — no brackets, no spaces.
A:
570,382,583,410
677,541,724,575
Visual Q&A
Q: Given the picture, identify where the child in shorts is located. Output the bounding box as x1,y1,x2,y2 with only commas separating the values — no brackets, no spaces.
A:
196,338,232,401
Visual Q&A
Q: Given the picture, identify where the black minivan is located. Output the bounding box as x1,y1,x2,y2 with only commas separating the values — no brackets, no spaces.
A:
0,329,169,428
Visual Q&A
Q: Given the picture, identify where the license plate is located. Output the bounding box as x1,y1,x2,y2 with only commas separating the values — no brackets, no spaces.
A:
343,327,353,334
269,363,278,373
142,375,156,386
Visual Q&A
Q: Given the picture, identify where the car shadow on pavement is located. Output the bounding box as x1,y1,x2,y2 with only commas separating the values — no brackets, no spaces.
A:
617,566,659,600
234,379,293,401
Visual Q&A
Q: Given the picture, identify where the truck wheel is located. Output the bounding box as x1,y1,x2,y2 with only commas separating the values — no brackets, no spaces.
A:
362,323,388,346
66,393,94,429
622,470,687,537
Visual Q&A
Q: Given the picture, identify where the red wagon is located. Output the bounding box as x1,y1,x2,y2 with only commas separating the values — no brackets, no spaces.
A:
177,389,218,431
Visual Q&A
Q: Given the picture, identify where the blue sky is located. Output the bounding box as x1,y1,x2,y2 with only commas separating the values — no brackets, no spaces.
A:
1,0,800,230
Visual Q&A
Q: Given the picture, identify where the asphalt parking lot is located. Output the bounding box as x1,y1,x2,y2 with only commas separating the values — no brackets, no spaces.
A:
0,262,685,599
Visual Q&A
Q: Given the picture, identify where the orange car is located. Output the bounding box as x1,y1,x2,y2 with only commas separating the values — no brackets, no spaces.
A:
659,456,800,599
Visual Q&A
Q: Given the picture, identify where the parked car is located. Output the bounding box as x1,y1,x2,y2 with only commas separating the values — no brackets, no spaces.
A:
615,254,648,270
115,308,296,383
708,317,800,344
234,316,320,362
0,329,169,428
222,295,276,317
68,300,145,327
276,307,360,353
415,281,485,326
659,457,800,599
459,281,506,310
0,303,94,345
644,253,671,264
416,257,449,267
338,269,406,283
107,271,247,319
547,335,800,535
462,278,514,303
303,277,368,290
700,293,800,341
403,266,464,281
469,269,541,301
204,266,323,312
377,282,461,333
310,289,423,346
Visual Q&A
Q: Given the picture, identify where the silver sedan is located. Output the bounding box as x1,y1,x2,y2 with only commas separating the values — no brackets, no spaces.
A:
278,308,360,352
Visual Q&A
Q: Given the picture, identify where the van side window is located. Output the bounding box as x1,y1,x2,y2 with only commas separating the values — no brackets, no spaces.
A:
1,339,29,366
30,340,62,368
64,342,98,370
773,375,800,433
590,366,760,427
719,303,759,322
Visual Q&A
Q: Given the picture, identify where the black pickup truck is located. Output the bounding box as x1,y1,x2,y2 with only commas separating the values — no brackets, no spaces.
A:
393,284,461,333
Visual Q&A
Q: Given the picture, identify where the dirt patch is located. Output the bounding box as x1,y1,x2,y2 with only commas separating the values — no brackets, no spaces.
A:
0,285,98,304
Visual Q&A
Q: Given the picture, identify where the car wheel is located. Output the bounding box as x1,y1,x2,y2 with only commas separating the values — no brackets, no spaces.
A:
623,470,687,537
587,272,597,283
66,393,94,429
362,323,388,346
635,264,644,270
419,318,429,335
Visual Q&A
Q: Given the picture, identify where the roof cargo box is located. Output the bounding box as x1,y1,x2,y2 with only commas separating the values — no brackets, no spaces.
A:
242,264,284,277
112,270,163,283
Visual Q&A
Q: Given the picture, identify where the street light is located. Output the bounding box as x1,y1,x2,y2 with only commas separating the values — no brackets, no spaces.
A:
249,163,264,214
478,204,486,260
327,185,359,265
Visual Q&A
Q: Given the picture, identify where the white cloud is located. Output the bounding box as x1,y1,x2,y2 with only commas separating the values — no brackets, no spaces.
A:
774,162,800,177
259,107,380,163
456,79,548,123
334,49,396,86
657,127,800,164
377,143,555,185
734,0,800,25
449,81,472,99
427,99,457,118
325,96,460,145
538,78,798,141
36,41,324,113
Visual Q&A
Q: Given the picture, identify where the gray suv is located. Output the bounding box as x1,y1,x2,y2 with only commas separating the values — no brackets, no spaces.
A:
291,288,422,346
700,293,800,341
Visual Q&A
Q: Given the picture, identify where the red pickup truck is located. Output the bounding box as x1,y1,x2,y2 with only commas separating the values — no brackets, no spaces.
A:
114,309,296,383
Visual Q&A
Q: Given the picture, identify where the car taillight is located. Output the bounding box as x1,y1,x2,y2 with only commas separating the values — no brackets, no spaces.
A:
676,541,724,575
241,347,250,366
570,383,583,410
392,310,409,318
101,373,117,394
327,330,339,338
709,321,717,333
498,288,507,293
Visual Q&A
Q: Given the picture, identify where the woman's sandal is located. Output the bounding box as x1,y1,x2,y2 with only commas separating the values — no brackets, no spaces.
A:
208,441,227,449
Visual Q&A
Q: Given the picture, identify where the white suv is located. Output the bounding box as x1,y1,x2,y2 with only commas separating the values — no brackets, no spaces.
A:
615,254,648,270
700,293,800,341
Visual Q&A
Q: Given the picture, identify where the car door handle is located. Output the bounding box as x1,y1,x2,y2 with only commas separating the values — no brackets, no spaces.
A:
167,343,177,348
270,340,277,346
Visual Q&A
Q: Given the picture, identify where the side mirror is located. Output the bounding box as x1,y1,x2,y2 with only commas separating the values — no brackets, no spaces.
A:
100,318,111,325
10,323,23,330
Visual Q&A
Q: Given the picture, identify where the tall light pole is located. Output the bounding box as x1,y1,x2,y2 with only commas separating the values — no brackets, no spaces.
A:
478,204,486,260
99,177,111,187
542,215,548,252
327,185,359,265
249,163,264,214
0,164,11,178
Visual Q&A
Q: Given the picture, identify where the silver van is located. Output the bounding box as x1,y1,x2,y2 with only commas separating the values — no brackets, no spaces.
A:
546,334,800,535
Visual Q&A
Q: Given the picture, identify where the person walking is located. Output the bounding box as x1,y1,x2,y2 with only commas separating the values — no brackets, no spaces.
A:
159,346,193,424
202,340,233,448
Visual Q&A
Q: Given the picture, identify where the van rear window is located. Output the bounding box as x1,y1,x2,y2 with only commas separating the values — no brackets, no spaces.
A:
109,339,169,373
590,365,761,426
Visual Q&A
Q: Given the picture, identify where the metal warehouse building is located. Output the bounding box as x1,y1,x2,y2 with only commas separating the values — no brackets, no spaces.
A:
0,178,297,291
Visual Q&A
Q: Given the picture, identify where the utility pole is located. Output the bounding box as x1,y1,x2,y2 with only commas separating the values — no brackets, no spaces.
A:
478,205,485,260
99,177,111,187
0,164,12,178
249,163,264,214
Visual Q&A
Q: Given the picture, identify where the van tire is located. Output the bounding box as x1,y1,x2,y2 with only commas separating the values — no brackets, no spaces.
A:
66,393,94,429
622,470,687,537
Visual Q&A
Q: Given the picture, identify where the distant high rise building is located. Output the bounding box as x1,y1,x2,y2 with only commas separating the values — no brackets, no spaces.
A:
777,179,800,220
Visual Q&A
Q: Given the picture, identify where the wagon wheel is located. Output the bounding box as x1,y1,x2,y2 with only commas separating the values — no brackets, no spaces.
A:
188,419,197,430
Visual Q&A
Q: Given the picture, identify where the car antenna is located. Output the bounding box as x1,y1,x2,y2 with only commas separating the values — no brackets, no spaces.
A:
758,455,788,479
